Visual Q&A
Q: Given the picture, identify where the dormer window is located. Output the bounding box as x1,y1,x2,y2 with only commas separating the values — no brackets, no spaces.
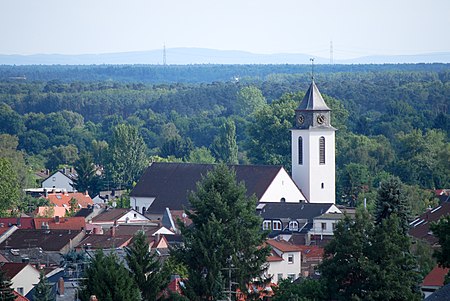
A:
263,221,271,230
273,221,282,231
289,221,299,231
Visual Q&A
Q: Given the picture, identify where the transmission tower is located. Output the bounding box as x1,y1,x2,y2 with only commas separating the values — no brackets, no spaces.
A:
163,44,167,66
330,40,334,65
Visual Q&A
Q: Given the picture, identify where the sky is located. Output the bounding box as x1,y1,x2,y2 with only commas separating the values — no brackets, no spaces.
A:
1,0,449,60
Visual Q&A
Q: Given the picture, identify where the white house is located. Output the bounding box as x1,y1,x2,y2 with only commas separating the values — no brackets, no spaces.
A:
265,239,303,283
41,170,76,192
0,262,40,296
130,163,306,219
90,208,154,228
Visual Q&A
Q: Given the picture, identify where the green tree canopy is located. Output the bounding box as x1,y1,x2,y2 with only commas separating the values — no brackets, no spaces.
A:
0,158,20,215
0,269,15,301
171,164,270,301
211,119,238,164
33,270,53,301
72,151,100,196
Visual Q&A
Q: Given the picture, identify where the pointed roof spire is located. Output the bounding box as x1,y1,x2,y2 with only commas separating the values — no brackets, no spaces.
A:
297,80,331,111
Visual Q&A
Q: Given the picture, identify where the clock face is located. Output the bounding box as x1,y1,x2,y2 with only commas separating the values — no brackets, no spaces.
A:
297,114,304,125
317,114,326,125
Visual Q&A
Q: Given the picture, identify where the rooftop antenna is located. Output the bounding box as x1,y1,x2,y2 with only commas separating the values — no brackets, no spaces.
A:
310,57,315,81
163,43,167,66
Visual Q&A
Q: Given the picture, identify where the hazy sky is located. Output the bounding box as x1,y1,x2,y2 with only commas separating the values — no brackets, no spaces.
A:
1,0,449,59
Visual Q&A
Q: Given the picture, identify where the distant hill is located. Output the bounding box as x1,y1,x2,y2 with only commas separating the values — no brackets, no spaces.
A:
1,48,449,65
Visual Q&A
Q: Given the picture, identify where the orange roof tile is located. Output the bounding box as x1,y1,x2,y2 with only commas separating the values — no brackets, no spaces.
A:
46,192,93,208
422,266,450,287
267,239,303,252
13,291,30,301
34,217,86,230
296,245,324,259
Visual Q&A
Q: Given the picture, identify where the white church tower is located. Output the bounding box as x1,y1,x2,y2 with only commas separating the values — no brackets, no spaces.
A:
291,80,336,204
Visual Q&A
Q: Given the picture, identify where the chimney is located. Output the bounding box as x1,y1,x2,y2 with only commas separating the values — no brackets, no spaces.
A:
69,167,73,173
89,296,98,301
58,277,65,296
93,227,99,235
85,190,89,197
44,188,48,198
110,226,116,237
54,216,60,224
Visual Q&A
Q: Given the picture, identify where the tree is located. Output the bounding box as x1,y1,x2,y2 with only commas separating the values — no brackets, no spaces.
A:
0,158,20,215
272,278,326,301
79,251,141,301
374,176,410,234
430,216,450,280
171,164,270,300
235,86,266,116
72,151,99,196
319,211,377,300
105,124,148,189
33,270,53,301
125,230,168,301
0,270,15,301
187,147,216,164
211,119,238,164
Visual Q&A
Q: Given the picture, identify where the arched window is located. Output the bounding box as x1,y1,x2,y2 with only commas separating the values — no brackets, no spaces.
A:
289,221,299,231
319,136,325,164
298,137,303,165
273,221,282,231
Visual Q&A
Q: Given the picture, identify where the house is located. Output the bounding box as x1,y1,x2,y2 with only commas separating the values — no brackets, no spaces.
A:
46,192,94,209
421,265,450,298
13,291,30,301
256,202,342,244
409,202,450,246
424,283,450,301
41,169,76,192
0,229,85,266
90,208,154,229
0,262,40,296
161,208,192,234
265,239,303,283
309,212,344,246
297,245,324,277
131,162,307,219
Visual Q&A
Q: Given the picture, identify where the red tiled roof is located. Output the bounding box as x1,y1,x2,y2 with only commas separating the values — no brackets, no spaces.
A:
267,252,283,262
0,218,34,229
13,291,30,301
46,192,93,208
34,217,86,230
0,262,28,279
267,239,303,252
297,245,324,259
422,266,450,287
170,210,192,227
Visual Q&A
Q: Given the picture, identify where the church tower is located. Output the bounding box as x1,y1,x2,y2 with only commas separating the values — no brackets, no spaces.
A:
291,80,336,203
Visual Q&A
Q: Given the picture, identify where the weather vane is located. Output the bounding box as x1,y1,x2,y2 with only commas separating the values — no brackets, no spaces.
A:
310,58,315,80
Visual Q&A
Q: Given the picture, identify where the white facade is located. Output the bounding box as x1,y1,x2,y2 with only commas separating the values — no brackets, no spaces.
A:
266,246,302,283
10,264,41,296
259,168,306,203
291,127,335,203
116,210,150,224
130,196,155,214
42,171,74,192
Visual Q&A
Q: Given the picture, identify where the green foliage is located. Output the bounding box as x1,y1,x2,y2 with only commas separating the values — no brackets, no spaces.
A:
72,151,100,196
46,144,79,171
211,119,238,164
171,164,270,300
187,147,216,164
272,278,326,301
0,270,15,301
125,231,169,301
0,158,20,215
17,195,49,214
33,270,53,301
411,239,436,278
105,124,148,189
430,216,450,269
235,86,266,116
79,251,141,301
375,177,410,234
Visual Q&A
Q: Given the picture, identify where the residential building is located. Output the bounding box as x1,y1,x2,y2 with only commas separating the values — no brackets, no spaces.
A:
409,202,450,246
265,239,303,283
0,262,40,296
422,265,450,298
41,170,76,192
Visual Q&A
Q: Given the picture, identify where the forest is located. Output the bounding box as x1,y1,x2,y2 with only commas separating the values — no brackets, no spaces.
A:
0,64,449,216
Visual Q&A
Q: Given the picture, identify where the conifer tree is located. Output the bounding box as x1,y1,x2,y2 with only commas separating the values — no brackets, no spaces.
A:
33,270,53,301
375,176,410,233
0,270,15,301
211,119,238,164
171,164,269,300
125,230,168,301
79,251,141,301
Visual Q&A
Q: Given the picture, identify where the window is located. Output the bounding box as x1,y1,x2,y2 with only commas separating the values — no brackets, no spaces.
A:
332,223,336,231
52,177,56,182
280,197,286,203
289,221,299,231
17,287,24,295
321,223,327,231
277,273,283,282
321,182,324,189
273,221,282,231
263,221,271,230
319,136,325,164
287,273,296,281
288,254,294,264
298,137,303,165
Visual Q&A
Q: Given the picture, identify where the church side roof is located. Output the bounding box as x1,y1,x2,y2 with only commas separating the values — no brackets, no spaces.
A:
257,202,335,222
130,163,283,214
296,80,330,111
